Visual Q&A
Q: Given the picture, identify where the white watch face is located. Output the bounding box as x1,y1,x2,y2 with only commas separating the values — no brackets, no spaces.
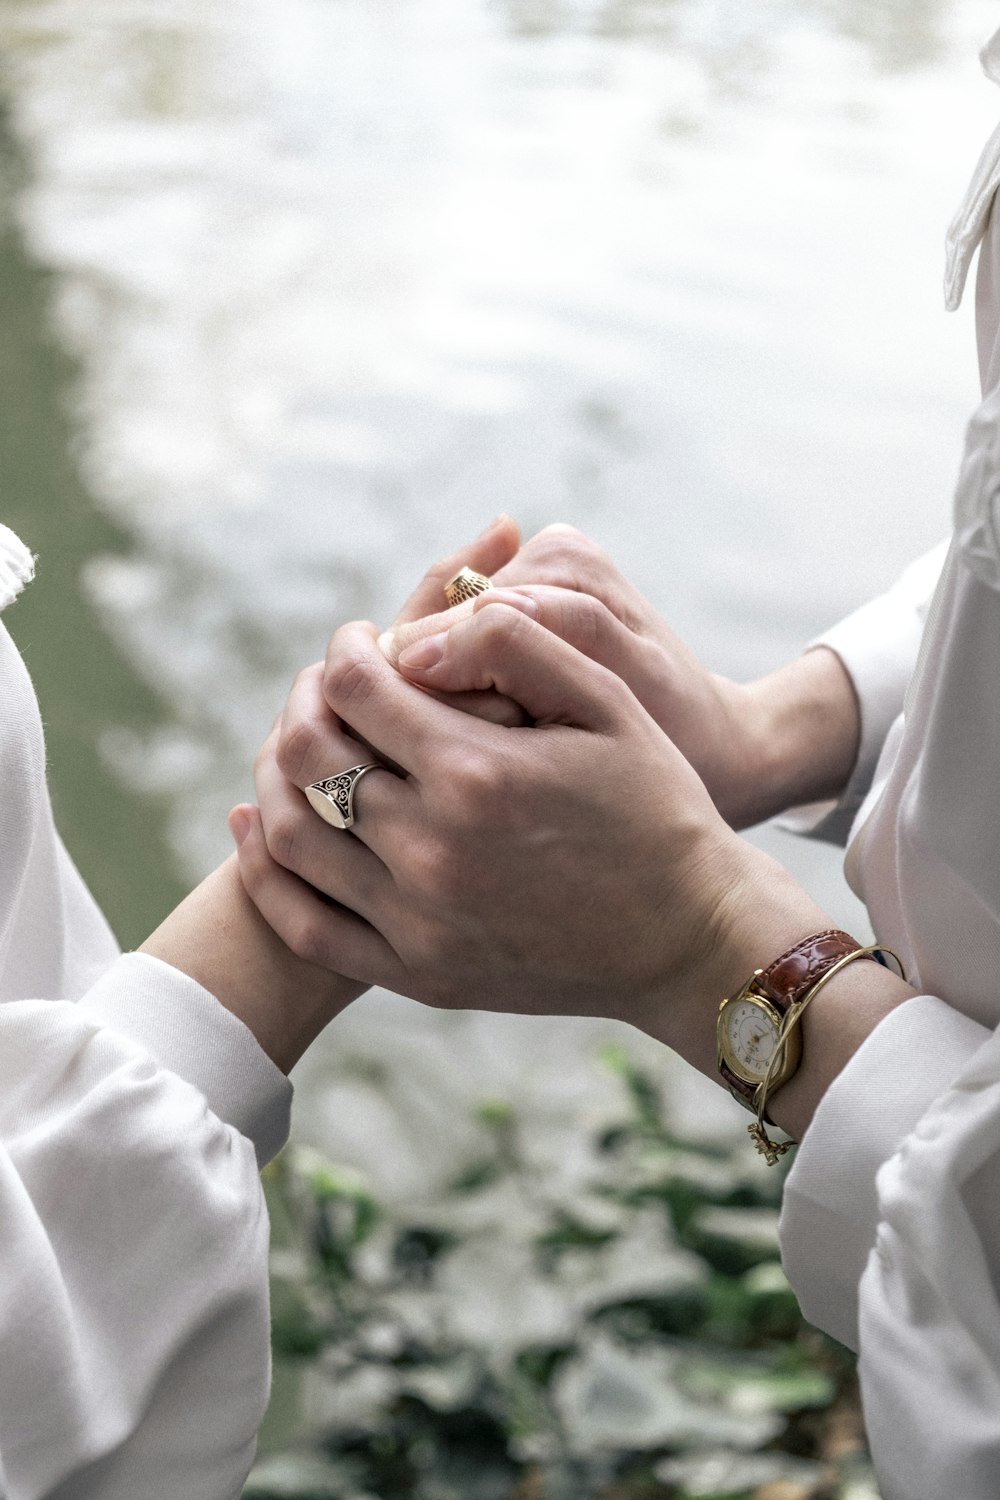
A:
720,997,781,1083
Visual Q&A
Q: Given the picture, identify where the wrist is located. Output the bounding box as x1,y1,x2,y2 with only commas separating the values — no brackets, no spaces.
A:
141,857,365,1074
765,958,915,1142
638,835,833,1075
732,647,861,828
655,837,915,1143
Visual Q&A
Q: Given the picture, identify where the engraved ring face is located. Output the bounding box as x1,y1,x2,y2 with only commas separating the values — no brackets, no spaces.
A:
305,764,384,830
719,995,782,1084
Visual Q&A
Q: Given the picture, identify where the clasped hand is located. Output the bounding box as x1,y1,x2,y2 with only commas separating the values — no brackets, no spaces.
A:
231,518,835,1062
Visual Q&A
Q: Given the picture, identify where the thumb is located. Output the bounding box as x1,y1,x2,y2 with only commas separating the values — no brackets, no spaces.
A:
379,596,476,666
396,598,627,730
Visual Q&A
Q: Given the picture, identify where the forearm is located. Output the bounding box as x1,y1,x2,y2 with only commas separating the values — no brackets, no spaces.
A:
728,646,861,829
140,855,364,1075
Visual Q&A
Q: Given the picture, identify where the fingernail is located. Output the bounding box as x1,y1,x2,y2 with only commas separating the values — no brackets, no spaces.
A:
377,628,396,661
229,806,252,846
477,588,538,619
477,514,507,538
398,632,446,672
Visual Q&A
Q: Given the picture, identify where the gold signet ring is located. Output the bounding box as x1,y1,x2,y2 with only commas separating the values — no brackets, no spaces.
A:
444,566,493,608
305,764,385,830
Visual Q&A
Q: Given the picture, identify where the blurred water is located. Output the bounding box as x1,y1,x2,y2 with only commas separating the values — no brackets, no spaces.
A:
1,0,999,1164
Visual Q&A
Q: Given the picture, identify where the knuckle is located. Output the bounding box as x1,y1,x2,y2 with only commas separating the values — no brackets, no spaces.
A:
265,806,307,872
567,592,613,654
452,747,518,826
449,746,496,803
253,735,273,781
476,601,528,654
405,838,447,900
535,522,588,550
421,824,480,905
286,911,332,969
599,669,635,718
424,552,458,585
522,525,606,586
276,712,323,786
235,829,265,892
472,691,527,728
325,648,377,715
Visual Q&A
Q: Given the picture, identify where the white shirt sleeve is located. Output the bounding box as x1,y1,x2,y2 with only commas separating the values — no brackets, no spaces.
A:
779,999,1000,1500
0,953,293,1500
858,1024,1000,1500
778,996,990,1351
779,361,1000,1495
0,525,296,1499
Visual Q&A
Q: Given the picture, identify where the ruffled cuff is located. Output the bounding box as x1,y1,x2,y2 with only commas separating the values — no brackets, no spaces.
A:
0,525,36,613
79,952,293,1167
779,994,989,1351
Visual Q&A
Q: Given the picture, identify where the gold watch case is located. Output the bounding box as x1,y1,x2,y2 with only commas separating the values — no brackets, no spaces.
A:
716,978,802,1091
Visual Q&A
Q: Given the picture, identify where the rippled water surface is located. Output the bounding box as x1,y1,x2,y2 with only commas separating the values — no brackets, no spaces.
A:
1,1,998,1157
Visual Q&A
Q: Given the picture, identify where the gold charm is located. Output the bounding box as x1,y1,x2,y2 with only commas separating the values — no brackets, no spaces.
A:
748,1121,792,1167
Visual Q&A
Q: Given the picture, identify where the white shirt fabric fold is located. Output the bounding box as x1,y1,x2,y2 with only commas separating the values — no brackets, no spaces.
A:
778,23,1000,1497
0,526,293,1499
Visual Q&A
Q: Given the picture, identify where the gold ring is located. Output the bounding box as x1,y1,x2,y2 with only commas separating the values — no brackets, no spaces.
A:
444,566,493,609
304,764,385,830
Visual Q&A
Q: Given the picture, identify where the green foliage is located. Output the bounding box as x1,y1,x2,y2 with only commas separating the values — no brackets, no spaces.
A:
247,1054,880,1500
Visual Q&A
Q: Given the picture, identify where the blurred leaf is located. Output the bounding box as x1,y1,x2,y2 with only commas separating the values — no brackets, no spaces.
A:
476,1099,516,1129
393,1225,460,1282
536,1211,619,1261
259,1058,872,1496
242,1450,359,1497
515,1343,573,1389
655,1446,823,1495
553,1336,784,1455
686,1209,782,1276
399,1355,482,1412
270,1284,327,1361
449,1158,506,1194
599,1047,665,1134
835,1455,884,1499
681,1352,835,1416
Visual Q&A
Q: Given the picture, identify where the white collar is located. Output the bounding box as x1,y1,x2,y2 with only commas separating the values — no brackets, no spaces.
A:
943,27,1000,312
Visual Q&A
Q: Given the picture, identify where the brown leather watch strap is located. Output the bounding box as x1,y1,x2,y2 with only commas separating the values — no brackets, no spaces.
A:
755,928,861,1009
718,928,863,1117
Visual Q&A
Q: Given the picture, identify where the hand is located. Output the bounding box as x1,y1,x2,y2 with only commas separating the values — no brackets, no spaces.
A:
162,515,526,1072
374,513,529,728
233,603,837,1072
381,525,862,829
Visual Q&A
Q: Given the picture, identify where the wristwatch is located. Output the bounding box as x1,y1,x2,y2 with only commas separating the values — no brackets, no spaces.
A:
716,928,861,1117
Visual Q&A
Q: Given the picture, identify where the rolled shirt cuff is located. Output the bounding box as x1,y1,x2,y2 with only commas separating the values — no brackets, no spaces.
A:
79,951,293,1167
779,993,989,1350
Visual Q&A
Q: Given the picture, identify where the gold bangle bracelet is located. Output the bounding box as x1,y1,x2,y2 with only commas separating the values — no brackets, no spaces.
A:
749,943,906,1166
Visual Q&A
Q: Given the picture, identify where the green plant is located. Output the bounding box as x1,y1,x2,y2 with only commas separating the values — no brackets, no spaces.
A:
246,1051,879,1500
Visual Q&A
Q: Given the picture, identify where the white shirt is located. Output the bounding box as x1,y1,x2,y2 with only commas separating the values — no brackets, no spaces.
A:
779,25,1000,1498
0,523,292,1498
